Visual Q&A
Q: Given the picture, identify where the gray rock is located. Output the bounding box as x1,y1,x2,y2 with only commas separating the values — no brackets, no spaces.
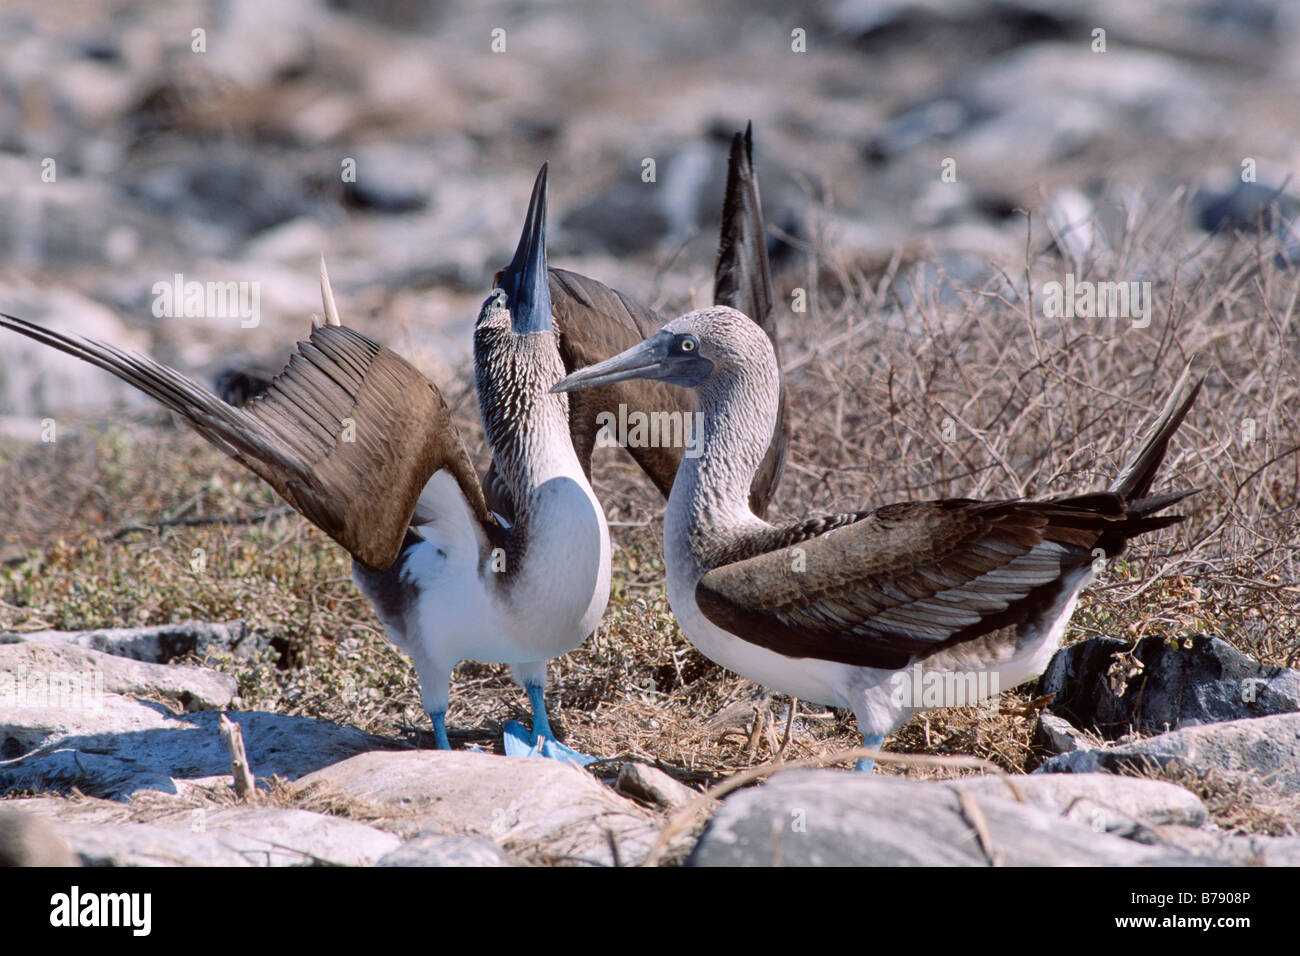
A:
0,807,78,866
688,771,1206,866
1034,712,1097,756
3,620,270,664
47,807,399,867
1037,712,1300,795
945,773,1207,831
0,640,237,714
1,699,397,800
1037,634,1300,738
342,144,436,213
615,762,702,811
379,832,519,867
1141,826,1300,867
297,750,659,867
867,43,1220,167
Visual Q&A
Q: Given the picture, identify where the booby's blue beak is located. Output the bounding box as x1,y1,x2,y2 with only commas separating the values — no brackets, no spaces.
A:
551,330,714,392
499,164,553,335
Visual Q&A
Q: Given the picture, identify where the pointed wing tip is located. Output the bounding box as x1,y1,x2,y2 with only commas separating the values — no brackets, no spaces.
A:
319,253,342,327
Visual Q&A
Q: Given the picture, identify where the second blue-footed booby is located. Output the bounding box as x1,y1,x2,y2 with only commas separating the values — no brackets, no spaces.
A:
554,306,1201,772
0,165,610,767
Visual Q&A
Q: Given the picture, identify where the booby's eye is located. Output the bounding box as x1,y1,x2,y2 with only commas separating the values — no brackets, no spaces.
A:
677,335,699,353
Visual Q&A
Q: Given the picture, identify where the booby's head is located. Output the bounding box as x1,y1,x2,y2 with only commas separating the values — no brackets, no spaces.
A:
485,163,552,335
552,306,774,394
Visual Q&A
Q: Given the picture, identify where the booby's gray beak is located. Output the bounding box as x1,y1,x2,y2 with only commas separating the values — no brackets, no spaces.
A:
552,332,674,393
552,331,712,392
499,164,553,335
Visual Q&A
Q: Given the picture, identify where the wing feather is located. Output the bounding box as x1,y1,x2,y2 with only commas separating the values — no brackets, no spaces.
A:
0,313,497,571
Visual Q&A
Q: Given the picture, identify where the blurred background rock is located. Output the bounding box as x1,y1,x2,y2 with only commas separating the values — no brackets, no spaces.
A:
0,0,1298,418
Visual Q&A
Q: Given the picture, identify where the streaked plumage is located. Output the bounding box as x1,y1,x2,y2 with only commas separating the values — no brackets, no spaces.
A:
554,306,1201,770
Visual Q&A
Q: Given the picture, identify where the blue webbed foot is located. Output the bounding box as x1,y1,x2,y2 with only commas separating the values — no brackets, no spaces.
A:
855,734,885,773
501,685,598,768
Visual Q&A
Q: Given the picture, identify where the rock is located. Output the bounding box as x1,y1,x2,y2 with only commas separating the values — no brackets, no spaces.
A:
379,832,519,867
1034,712,1097,756
296,750,660,867
40,806,399,867
120,145,319,251
0,701,397,800
867,43,1220,167
1037,713,1300,795
0,285,152,418
0,640,237,713
0,807,78,866
1141,826,1300,867
4,620,271,664
1037,634,1300,738
1195,181,1300,235
944,773,1207,830
560,181,672,256
615,763,702,811
687,771,1205,866
342,144,436,213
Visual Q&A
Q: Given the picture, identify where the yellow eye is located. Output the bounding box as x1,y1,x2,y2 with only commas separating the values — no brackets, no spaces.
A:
680,337,696,352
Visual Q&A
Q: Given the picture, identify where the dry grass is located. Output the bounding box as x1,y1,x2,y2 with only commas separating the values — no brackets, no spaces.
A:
1,215,1297,829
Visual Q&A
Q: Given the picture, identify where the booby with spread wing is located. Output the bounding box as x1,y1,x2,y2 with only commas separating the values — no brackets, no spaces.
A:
554,306,1201,771
0,165,610,766
215,125,783,518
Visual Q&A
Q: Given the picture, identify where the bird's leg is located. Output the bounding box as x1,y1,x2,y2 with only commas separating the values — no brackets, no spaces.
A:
502,664,598,767
526,683,556,742
427,710,452,751
855,734,885,774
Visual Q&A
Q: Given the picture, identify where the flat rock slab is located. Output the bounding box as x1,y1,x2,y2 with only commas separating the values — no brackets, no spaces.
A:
688,771,1209,867
1038,634,1300,738
1141,826,1300,867
2,620,270,663
34,806,400,867
1,701,397,800
0,640,237,714
945,773,1207,831
297,750,660,867
379,832,519,867
1038,712,1300,795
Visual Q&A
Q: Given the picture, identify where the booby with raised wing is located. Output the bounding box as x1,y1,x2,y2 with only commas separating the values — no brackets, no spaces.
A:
219,126,788,513
0,165,610,766
554,306,1201,771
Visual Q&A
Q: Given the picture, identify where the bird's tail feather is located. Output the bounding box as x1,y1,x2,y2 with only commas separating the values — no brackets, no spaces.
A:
1109,361,1203,501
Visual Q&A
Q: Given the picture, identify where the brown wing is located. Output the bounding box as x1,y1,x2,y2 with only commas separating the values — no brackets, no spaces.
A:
0,313,495,572
548,267,694,498
713,123,787,517
695,496,1184,669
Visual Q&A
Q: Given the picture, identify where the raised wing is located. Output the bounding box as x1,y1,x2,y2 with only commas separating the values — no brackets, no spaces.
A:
695,495,1184,669
549,267,693,499
713,123,787,517
0,313,496,572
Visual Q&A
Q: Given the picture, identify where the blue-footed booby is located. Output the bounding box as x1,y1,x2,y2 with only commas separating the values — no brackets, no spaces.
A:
0,164,610,766
554,306,1201,771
